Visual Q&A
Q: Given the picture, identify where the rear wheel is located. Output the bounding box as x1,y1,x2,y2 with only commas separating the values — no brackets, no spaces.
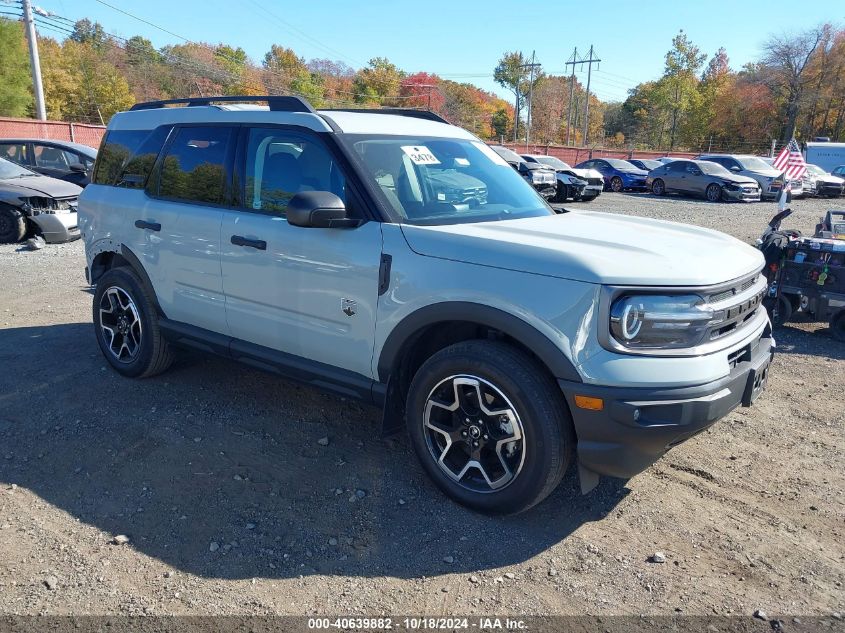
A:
93,267,173,378
651,179,665,196
610,176,624,193
0,206,27,244
706,183,723,202
406,340,574,515
580,194,597,202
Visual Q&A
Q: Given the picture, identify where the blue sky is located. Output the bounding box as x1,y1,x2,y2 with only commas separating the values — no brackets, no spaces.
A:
31,0,843,102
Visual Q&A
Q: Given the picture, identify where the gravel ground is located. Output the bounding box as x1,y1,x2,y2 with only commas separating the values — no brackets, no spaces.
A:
0,193,842,618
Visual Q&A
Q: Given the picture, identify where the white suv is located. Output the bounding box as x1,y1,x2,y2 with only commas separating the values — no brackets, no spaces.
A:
79,96,773,514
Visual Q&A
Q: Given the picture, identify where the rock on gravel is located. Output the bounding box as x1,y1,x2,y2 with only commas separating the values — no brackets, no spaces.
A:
112,534,130,545
650,552,667,563
43,575,58,590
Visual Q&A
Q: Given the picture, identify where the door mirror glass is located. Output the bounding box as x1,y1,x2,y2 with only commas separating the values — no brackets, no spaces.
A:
69,162,87,173
287,191,360,228
730,165,740,172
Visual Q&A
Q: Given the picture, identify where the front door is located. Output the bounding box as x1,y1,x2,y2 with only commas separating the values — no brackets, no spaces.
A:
220,126,382,380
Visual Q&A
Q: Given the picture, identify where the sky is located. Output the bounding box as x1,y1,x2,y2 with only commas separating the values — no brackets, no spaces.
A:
26,0,845,103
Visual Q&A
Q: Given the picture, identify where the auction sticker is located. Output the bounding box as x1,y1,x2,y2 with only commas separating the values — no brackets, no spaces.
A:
401,145,440,165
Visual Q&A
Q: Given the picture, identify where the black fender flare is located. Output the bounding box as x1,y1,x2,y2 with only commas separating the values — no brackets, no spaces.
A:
90,244,165,317
377,302,582,383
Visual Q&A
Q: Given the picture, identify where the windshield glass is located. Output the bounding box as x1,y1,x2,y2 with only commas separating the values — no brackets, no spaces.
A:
490,145,523,163
605,158,638,170
535,156,570,170
0,156,35,178
807,164,826,176
738,156,774,171
637,159,662,170
698,161,732,176
341,135,553,226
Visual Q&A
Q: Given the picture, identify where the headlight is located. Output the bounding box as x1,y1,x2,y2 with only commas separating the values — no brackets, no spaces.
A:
609,294,718,349
532,172,552,184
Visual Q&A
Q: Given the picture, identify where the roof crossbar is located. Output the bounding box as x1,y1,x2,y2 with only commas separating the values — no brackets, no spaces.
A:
129,95,316,113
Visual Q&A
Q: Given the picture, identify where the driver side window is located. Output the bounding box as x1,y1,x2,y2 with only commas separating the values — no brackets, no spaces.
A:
244,128,346,216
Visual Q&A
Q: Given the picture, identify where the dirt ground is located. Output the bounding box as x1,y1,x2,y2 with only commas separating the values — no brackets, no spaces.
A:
0,193,842,619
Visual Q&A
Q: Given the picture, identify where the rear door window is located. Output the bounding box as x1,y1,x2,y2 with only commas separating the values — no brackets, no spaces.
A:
0,142,28,165
156,126,235,205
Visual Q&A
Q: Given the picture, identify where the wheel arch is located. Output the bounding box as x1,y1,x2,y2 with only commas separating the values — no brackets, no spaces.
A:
89,244,165,317
377,302,581,435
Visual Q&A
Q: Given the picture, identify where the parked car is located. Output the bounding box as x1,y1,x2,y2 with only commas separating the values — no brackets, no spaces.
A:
521,154,603,202
698,154,786,200
627,158,663,172
574,158,648,192
803,164,844,197
832,165,845,179
0,156,82,243
489,145,556,200
647,159,761,202
656,156,686,164
79,95,773,515
0,138,97,186
760,157,804,198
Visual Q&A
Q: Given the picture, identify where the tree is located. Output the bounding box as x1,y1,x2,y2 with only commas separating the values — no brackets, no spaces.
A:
761,24,829,141
494,51,537,141
0,18,32,117
353,57,403,105
662,30,705,148
399,72,445,111
70,19,109,50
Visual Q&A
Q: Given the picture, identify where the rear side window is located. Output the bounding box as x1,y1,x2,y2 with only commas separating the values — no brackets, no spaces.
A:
0,142,28,165
156,126,234,205
92,127,171,188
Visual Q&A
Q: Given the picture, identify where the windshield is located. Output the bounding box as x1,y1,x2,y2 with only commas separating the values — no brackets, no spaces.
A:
637,159,662,170
0,156,36,179
490,145,523,164
341,135,553,226
535,156,570,170
698,161,732,176
605,158,639,170
737,156,774,171
807,164,826,176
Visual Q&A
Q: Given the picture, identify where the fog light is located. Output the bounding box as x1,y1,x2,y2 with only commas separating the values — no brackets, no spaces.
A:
574,395,604,411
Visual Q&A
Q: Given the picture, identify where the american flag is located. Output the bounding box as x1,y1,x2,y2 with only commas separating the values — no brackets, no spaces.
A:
772,138,807,180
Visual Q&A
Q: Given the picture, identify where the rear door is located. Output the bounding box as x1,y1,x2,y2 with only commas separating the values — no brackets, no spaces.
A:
219,126,382,379
662,161,686,192
684,162,706,196
132,125,236,335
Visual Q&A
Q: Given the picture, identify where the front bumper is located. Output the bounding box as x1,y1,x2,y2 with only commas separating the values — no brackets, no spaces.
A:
817,183,844,197
622,177,648,190
723,187,762,202
558,331,774,480
535,185,557,199
29,211,80,243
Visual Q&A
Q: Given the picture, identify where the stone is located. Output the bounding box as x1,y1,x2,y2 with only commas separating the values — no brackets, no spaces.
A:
650,552,667,563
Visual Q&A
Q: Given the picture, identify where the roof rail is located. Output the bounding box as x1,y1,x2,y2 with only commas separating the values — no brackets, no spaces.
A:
321,108,450,124
129,95,316,113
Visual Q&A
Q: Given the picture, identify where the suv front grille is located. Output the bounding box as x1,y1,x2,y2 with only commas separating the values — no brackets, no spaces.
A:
706,273,766,342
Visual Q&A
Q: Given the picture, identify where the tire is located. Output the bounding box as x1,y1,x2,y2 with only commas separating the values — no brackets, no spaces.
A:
554,184,568,203
580,194,597,203
406,340,575,515
706,183,722,202
92,266,173,378
651,179,665,196
764,294,793,327
831,311,845,342
0,205,27,244
610,176,624,193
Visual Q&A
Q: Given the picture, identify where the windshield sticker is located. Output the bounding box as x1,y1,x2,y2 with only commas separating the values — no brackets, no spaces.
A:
455,157,470,166
472,142,510,167
401,145,441,165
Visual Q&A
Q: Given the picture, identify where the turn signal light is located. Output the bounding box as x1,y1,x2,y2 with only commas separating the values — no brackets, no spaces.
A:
574,395,604,411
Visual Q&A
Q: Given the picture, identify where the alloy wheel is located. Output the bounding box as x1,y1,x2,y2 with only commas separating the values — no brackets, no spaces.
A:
423,374,526,493
652,179,664,195
98,286,143,363
611,177,623,192
706,184,721,202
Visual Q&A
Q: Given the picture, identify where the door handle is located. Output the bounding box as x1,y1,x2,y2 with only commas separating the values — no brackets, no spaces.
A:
231,235,267,250
134,220,161,231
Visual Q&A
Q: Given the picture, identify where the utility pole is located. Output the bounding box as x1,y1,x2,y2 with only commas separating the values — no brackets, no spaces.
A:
519,51,541,146
581,45,600,147
565,47,577,146
22,0,47,120
411,83,437,111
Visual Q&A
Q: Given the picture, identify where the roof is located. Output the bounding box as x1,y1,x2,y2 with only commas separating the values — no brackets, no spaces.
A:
0,138,97,155
109,102,474,139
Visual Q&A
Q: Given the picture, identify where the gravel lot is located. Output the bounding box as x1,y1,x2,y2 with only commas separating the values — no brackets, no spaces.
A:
0,193,842,618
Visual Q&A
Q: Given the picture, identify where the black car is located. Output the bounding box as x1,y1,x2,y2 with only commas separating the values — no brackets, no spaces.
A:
0,157,82,243
0,138,97,187
489,145,557,200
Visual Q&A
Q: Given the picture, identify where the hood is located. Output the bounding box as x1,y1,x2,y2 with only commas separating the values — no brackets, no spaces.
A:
400,211,763,286
745,167,782,178
569,167,602,179
0,175,82,199
718,173,759,185
521,162,554,172
619,168,649,177
817,174,845,185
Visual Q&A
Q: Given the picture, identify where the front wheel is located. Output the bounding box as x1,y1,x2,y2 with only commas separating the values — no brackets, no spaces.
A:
0,206,27,244
406,340,574,515
93,267,173,378
706,183,722,202
764,294,793,327
610,176,624,193
651,179,665,196
579,194,597,202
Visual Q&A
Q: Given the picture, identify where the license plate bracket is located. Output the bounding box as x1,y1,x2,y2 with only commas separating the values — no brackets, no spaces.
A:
742,354,771,406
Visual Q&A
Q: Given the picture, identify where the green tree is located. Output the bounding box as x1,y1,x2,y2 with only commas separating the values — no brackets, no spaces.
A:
494,51,539,141
662,30,705,148
353,57,403,106
0,18,32,117
70,19,109,51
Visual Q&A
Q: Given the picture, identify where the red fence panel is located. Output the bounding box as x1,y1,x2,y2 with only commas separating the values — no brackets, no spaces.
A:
0,117,106,149
493,142,700,165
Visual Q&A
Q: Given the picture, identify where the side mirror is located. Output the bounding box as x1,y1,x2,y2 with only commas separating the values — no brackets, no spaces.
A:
286,191,360,228
729,166,740,172
69,162,87,173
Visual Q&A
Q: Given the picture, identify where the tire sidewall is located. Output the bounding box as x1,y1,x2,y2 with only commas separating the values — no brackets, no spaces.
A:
0,207,25,244
611,177,623,192
406,344,570,514
93,267,159,377
652,179,664,195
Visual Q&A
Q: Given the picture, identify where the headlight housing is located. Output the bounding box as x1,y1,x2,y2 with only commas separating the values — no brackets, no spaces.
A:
609,294,717,349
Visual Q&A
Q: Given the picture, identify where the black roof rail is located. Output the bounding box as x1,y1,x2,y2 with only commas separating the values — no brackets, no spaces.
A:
129,95,316,113
321,108,450,124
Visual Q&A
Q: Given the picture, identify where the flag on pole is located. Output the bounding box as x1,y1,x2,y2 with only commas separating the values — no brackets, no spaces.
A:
772,138,807,181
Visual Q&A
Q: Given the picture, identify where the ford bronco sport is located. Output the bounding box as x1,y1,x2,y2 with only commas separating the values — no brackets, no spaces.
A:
79,96,774,514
